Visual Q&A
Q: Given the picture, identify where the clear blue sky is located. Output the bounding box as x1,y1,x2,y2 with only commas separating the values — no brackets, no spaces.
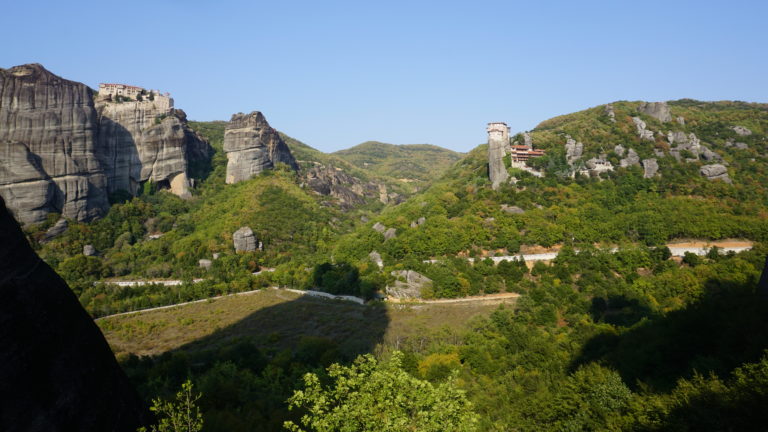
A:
2,0,766,152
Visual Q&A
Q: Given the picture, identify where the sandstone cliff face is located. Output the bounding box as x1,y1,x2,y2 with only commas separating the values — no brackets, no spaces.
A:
223,111,298,184
0,196,149,431
0,64,109,225
0,64,211,225
96,101,208,198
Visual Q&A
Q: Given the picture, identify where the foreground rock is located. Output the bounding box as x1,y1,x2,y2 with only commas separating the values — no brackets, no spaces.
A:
386,270,433,299
0,196,149,431
223,111,298,184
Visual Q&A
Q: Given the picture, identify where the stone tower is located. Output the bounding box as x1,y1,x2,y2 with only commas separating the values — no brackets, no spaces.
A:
487,122,509,190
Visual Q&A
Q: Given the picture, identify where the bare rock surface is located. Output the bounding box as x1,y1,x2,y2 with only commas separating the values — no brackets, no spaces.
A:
638,101,672,122
732,125,752,136
565,138,584,165
386,270,433,299
373,222,387,233
642,158,659,178
83,244,96,256
501,204,525,214
632,117,655,141
233,226,257,252
96,102,209,199
369,251,383,268
604,104,616,123
0,64,109,225
223,111,298,184
0,196,149,431
303,164,387,209
0,64,211,225
384,228,397,240
620,148,640,167
700,164,732,183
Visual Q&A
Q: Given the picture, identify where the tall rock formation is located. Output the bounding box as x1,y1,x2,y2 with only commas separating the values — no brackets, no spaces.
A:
0,64,211,225
487,122,509,190
96,99,209,198
223,111,298,184
0,196,149,431
0,64,109,225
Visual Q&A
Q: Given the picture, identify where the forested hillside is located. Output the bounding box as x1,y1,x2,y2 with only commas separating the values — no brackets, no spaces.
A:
333,141,462,184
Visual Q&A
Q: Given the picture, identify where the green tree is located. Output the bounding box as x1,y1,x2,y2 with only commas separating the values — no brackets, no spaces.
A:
284,352,478,432
139,380,203,432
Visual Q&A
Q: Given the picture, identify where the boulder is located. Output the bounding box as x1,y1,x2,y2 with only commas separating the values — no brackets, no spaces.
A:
198,259,212,270
642,158,659,178
732,126,752,136
638,102,672,122
369,251,383,269
700,164,732,183
83,244,96,256
604,104,616,123
372,222,387,233
676,116,686,125
614,144,626,157
386,270,433,299
40,219,68,243
501,204,525,214
233,226,257,252
0,196,149,430
223,111,298,184
384,228,397,240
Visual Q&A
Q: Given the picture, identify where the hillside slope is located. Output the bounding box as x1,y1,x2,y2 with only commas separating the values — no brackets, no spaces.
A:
333,141,462,184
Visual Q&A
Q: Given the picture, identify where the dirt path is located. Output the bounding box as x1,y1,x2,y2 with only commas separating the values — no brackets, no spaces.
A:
386,292,520,305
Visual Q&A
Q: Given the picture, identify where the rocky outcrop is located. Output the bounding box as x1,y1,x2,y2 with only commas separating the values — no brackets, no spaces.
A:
620,148,640,168
700,164,732,183
373,222,387,233
96,101,210,199
0,64,211,225
0,196,149,431
638,102,672,122
410,216,426,228
83,244,96,256
40,218,68,243
642,158,659,178
369,251,383,268
0,64,109,225
233,226,257,252
632,117,655,141
604,104,616,123
223,112,298,184
386,270,432,299
501,204,525,214
676,116,685,126
565,138,584,165
614,145,626,157
668,131,720,162
303,164,393,209
732,126,752,136
384,228,397,240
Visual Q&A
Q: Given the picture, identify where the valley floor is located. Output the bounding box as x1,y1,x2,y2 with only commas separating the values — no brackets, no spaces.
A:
98,288,511,357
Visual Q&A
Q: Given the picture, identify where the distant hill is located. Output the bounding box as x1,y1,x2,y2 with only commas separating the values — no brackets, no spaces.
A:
332,141,462,183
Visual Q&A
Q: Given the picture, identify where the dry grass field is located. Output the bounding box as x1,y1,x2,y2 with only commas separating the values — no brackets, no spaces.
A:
98,289,515,358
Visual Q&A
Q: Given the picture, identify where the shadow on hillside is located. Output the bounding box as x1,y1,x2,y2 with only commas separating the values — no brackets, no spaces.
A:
176,293,390,362
120,293,390,431
572,275,768,392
